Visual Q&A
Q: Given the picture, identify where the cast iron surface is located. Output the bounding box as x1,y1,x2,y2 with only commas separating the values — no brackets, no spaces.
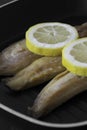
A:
0,16,87,125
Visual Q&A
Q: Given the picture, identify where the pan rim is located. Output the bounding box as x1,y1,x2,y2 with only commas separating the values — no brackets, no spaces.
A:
0,103,87,128
0,0,19,8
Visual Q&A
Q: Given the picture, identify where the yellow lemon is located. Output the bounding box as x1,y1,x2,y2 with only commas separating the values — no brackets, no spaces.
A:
26,22,78,56
62,38,87,76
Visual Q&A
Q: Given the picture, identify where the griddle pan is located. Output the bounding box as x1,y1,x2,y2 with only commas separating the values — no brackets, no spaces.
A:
0,0,87,128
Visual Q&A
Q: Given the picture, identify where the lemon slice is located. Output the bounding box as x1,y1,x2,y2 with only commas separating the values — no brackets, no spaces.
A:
62,38,87,76
26,22,78,56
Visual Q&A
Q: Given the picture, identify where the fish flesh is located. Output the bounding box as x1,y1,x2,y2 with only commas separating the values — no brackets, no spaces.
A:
5,56,65,90
31,71,87,118
75,22,87,38
0,39,41,75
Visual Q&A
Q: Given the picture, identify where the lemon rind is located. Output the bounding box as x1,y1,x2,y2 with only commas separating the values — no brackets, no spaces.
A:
26,38,62,56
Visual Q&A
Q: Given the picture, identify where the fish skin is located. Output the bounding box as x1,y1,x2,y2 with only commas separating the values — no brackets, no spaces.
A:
0,39,41,75
75,22,87,38
31,71,87,118
5,56,65,90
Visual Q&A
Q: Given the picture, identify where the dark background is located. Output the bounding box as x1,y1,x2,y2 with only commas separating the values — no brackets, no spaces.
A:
0,0,87,44
0,0,87,129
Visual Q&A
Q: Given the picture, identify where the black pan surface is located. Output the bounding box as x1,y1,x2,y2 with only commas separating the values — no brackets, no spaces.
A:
1,0,87,128
0,15,87,128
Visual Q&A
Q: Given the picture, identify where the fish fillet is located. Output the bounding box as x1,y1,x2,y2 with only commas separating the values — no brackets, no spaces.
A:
5,56,65,90
0,39,41,75
31,71,87,118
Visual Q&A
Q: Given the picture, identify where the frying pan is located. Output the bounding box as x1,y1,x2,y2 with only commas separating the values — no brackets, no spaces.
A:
0,0,87,128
